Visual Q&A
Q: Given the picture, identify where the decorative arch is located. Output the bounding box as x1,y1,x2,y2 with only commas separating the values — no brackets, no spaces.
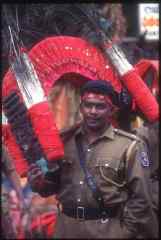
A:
2,36,122,99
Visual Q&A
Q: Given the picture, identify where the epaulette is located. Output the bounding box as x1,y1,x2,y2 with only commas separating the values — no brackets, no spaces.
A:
113,128,141,141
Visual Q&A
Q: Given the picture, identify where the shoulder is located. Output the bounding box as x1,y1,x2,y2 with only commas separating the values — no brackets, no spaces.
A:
113,128,148,161
112,128,143,160
113,128,141,142
60,122,81,142
114,128,151,168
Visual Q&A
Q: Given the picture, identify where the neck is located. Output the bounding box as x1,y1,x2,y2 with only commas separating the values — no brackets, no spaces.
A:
84,122,110,144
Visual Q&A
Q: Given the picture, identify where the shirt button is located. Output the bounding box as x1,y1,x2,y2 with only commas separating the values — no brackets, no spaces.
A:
23,144,28,150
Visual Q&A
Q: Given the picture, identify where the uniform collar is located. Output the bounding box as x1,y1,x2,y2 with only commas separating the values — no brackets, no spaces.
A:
101,124,115,140
75,123,115,140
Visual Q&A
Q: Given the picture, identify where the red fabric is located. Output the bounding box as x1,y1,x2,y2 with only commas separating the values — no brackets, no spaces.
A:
135,59,159,77
31,212,56,237
135,59,159,95
2,70,23,99
2,124,29,176
122,69,159,122
17,213,56,239
31,212,56,230
28,102,64,161
81,93,114,107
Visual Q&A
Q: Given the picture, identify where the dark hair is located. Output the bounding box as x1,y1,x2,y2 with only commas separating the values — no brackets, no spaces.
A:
80,80,133,111
81,80,114,95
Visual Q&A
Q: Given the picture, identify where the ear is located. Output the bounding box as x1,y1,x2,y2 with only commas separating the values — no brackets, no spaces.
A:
110,105,119,116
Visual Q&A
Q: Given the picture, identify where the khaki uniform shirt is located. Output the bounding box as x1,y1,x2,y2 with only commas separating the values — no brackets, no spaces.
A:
49,125,157,238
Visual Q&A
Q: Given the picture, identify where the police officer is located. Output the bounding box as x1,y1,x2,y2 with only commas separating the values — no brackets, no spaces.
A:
28,80,158,239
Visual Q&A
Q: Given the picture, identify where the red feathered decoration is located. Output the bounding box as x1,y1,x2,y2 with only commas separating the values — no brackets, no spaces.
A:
2,36,122,99
135,59,159,96
28,102,64,161
27,36,121,94
121,68,159,122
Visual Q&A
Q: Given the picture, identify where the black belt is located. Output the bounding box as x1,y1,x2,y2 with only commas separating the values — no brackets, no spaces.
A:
62,206,119,220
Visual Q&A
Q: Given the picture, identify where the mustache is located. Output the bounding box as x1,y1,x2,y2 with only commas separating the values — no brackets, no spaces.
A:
86,116,102,121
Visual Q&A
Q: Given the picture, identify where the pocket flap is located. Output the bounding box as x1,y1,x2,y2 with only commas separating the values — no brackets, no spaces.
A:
95,156,121,172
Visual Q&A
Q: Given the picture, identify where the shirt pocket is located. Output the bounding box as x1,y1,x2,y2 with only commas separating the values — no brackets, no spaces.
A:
94,156,126,188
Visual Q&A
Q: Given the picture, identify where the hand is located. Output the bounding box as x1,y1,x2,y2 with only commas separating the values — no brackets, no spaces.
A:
27,163,46,192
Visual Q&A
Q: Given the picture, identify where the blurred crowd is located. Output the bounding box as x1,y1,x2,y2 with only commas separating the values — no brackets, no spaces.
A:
2,173,57,239
120,39,159,66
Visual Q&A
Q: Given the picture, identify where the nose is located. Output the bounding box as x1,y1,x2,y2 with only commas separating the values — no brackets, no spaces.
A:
90,106,97,114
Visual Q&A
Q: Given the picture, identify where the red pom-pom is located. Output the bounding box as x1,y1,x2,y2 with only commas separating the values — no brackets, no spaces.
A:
122,69,159,122
28,102,64,161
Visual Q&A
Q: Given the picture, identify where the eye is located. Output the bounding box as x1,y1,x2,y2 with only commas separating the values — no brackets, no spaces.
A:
95,103,107,110
83,102,107,110
83,102,93,109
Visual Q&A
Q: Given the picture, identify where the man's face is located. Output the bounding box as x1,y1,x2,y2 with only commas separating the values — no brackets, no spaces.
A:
80,95,113,131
